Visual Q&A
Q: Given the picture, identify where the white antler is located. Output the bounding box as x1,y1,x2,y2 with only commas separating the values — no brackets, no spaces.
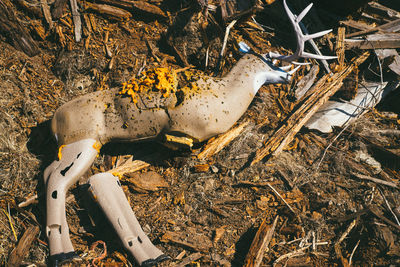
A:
268,0,337,62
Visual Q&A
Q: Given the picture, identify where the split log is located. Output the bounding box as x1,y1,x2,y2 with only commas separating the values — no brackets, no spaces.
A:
251,52,370,165
345,33,400,50
198,121,249,159
7,225,40,267
85,2,132,21
244,216,279,267
0,0,40,56
89,0,166,17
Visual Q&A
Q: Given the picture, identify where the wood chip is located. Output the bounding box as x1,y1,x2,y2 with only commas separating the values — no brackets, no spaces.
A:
193,164,210,173
124,171,169,193
85,2,132,21
7,225,40,266
198,121,249,159
174,252,203,267
161,229,212,252
107,157,149,176
131,1,166,17
244,216,279,267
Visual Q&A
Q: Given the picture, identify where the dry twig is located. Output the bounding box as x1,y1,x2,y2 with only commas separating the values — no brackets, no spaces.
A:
334,219,357,267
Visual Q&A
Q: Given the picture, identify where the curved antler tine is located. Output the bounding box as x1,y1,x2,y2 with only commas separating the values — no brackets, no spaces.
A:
305,29,332,41
297,3,313,23
302,51,337,60
283,0,296,22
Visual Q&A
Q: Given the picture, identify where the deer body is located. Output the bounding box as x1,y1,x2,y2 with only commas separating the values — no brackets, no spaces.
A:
43,1,336,265
52,54,274,146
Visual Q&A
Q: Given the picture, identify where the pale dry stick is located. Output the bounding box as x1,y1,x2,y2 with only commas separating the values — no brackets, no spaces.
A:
348,239,360,267
218,19,237,70
351,172,399,189
335,219,357,267
18,194,38,208
205,46,210,69
70,0,82,42
266,183,296,215
377,186,400,226
273,245,311,265
299,231,311,248
312,231,316,251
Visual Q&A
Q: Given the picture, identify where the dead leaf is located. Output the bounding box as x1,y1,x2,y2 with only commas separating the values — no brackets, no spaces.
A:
124,171,168,193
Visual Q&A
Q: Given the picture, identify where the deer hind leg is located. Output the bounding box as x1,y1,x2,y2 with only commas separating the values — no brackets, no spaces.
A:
43,139,99,265
89,173,168,266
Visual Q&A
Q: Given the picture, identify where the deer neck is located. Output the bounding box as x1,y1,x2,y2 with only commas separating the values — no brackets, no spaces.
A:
219,53,289,103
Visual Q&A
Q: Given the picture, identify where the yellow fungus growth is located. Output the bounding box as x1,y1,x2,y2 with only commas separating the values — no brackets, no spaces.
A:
92,141,102,153
118,67,204,103
112,172,123,179
58,145,66,161
119,67,177,102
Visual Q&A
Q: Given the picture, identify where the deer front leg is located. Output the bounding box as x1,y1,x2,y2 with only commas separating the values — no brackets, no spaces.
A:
44,139,99,265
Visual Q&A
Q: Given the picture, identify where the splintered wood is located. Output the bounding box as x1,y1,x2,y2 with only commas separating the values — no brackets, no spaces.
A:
7,225,40,266
198,121,249,159
161,229,213,252
85,2,132,21
107,157,149,176
251,52,370,165
336,27,346,67
244,216,279,267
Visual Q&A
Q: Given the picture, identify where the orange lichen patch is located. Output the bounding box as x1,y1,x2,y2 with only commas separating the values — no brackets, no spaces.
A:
92,141,102,153
181,69,201,92
112,172,123,179
119,67,177,102
58,145,66,161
